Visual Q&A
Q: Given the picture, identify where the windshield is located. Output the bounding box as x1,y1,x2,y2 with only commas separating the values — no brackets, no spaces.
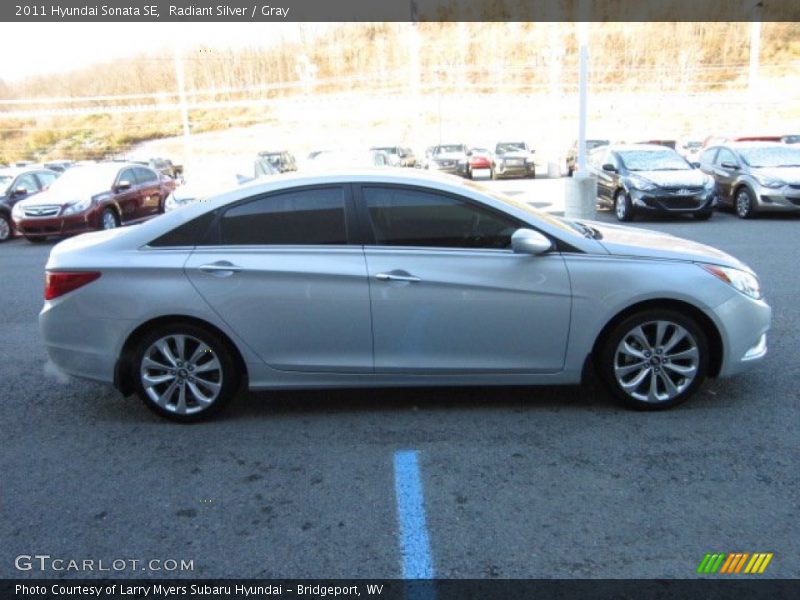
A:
48,165,118,196
618,149,691,171
372,147,398,154
496,142,527,153
437,145,465,154
738,146,800,168
586,140,610,150
463,180,578,237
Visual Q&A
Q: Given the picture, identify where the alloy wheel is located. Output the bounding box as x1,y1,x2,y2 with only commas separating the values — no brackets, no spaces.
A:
613,320,700,404
102,210,118,230
140,334,223,416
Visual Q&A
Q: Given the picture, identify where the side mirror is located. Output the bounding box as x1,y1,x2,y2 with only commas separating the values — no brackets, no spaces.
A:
720,161,739,170
116,180,132,191
511,228,552,255
13,186,29,197
602,163,617,173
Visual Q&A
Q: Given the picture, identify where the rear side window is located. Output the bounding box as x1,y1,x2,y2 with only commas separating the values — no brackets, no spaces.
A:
363,186,521,249
219,187,347,245
134,167,158,184
149,211,217,247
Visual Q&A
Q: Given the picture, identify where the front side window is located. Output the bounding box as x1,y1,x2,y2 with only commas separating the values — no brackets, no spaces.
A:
117,169,137,188
219,187,347,245
134,167,158,184
715,148,738,167
699,147,718,165
363,186,521,250
15,174,40,193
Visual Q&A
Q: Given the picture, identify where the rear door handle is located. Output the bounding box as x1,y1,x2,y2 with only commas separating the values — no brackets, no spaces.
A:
375,272,421,283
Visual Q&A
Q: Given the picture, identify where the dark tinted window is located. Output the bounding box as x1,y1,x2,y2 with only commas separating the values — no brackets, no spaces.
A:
219,187,347,245
364,186,521,249
149,211,217,247
134,167,158,184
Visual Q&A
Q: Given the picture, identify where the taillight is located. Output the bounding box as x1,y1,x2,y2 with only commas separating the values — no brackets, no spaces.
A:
45,271,101,300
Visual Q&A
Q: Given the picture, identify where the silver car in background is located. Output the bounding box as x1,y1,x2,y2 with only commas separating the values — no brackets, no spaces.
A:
40,170,770,422
698,141,800,218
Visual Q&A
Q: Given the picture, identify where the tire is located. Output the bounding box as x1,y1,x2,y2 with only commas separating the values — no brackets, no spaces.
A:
101,208,119,230
735,187,756,219
693,210,713,221
598,309,708,410
25,235,48,242
131,323,240,423
614,189,635,222
0,214,11,242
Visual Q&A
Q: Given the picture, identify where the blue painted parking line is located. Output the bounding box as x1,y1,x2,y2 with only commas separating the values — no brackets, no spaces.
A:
393,449,435,580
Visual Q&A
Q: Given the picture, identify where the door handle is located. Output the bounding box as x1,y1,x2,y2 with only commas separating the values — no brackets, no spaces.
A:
199,262,243,275
375,272,421,283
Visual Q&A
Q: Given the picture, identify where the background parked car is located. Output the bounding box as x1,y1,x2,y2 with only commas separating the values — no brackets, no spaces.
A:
697,141,800,218
468,147,494,178
258,150,298,173
304,149,390,170
589,143,717,221
12,162,174,241
566,139,610,176
781,134,800,144
369,146,417,167
493,141,536,179
0,167,60,242
42,160,74,173
426,144,471,178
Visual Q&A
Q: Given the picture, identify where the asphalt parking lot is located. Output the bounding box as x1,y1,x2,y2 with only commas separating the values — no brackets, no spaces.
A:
1,182,798,580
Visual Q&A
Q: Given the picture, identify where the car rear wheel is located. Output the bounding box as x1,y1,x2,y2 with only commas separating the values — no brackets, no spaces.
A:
0,214,11,242
614,189,635,222
101,208,119,230
735,188,756,219
598,309,708,410
132,324,240,422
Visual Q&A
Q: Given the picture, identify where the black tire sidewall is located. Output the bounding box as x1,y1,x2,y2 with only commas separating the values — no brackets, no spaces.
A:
598,309,709,410
615,190,633,221
131,323,239,422
0,214,11,242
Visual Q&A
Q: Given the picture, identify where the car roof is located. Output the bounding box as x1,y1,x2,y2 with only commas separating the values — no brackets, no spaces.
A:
721,141,790,149
0,166,54,177
608,143,678,152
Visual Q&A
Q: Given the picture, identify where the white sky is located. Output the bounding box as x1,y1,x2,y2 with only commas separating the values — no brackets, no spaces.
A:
0,22,330,82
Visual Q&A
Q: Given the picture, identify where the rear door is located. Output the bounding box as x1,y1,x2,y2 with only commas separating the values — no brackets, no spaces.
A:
185,185,373,373
133,166,164,218
356,184,572,374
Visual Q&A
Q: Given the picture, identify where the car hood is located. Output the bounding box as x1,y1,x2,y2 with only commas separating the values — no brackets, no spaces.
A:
627,169,707,187
582,220,750,270
15,187,101,208
751,166,800,184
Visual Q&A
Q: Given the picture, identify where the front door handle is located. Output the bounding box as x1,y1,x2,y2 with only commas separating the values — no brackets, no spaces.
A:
375,272,421,283
199,261,243,276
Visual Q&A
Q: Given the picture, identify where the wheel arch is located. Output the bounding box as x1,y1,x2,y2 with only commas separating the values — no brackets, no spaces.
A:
114,314,249,396
589,298,724,379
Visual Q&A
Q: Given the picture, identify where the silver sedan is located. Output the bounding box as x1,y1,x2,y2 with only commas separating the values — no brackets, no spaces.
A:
40,170,771,422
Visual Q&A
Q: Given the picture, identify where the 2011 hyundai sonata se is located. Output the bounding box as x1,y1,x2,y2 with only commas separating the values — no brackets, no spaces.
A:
40,170,771,422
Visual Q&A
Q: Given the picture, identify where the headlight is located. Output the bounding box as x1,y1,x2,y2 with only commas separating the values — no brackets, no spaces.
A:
11,202,24,220
62,197,92,215
701,264,762,300
628,175,659,191
753,174,785,189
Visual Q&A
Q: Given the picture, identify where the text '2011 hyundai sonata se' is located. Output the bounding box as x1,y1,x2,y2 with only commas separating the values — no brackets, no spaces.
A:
40,170,771,422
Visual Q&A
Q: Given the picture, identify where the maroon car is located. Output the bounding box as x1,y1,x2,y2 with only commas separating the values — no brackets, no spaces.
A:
12,162,175,242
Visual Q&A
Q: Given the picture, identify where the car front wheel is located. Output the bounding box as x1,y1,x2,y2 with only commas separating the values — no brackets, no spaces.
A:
598,309,708,410
735,188,756,219
615,189,635,222
132,324,240,422
0,214,11,242
101,208,119,230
